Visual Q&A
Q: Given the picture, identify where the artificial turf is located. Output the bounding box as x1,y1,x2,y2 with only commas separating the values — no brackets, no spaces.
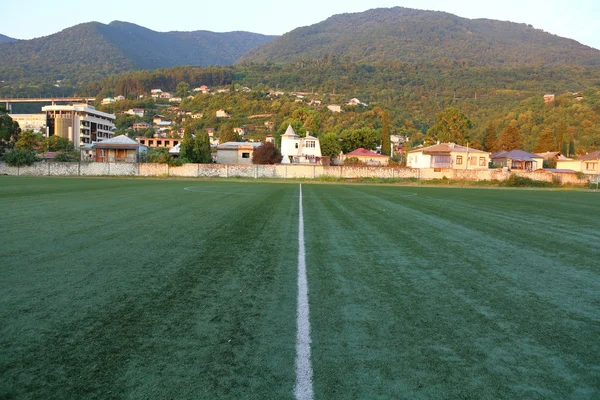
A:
0,177,598,399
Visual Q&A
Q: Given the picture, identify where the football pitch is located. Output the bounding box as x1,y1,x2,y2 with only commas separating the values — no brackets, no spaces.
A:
1,176,598,399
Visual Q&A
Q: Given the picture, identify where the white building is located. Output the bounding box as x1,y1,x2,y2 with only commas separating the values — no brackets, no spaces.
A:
327,104,342,113
280,125,322,164
125,108,145,117
42,104,115,148
8,114,47,133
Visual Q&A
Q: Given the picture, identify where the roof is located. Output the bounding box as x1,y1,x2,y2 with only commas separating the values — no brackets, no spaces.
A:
93,135,140,148
491,150,543,161
408,143,488,154
282,124,299,137
577,151,600,161
535,151,571,160
346,148,388,158
217,142,262,150
169,143,180,154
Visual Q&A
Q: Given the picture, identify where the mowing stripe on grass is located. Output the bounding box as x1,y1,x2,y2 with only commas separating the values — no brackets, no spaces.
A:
295,184,314,400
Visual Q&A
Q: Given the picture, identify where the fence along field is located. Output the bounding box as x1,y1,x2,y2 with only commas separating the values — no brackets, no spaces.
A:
0,161,591,184
1,178,598,399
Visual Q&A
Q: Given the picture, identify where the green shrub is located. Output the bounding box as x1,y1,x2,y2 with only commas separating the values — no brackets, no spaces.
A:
53,151,79,162
2,149,40,166
502,174,553,187
574,171,586,180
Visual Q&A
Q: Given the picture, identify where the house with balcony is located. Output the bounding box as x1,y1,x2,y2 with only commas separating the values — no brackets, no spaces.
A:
407,143,490,169
491,150,544,171
42,104,116,148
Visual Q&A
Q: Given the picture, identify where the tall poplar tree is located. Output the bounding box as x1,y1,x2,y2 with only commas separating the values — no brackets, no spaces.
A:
483,122,497,152
381,110,391,156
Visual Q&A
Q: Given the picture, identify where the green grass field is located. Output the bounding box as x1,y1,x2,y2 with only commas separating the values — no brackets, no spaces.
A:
1,177,598,399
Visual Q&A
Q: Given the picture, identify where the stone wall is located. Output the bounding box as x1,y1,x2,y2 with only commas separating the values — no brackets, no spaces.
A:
0,161,592,186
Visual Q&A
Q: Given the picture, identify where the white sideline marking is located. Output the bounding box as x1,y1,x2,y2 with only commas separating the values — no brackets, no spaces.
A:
295,184,314,400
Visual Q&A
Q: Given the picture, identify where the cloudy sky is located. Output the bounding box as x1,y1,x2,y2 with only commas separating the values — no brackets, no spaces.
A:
3,0,599,50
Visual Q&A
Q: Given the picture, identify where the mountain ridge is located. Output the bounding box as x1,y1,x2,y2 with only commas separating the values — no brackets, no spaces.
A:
239,7,600,66
0,21,276,84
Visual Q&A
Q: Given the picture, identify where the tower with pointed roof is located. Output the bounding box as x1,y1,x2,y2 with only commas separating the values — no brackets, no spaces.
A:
280,125,322,164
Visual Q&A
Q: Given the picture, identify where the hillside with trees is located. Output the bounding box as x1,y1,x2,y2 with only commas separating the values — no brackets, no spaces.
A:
0,34,16,43
240,7,600,67
87,60,600,156
0,21,275,86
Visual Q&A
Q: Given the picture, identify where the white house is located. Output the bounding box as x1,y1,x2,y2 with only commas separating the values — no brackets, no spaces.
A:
125,108,145,117
280,125,322,164
407,143,490,169
216,109,231,118
347,98,367,106
327,104,342,113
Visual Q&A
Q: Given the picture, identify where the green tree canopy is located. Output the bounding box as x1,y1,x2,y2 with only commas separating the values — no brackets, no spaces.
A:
427,108,472,145
319,132,342,158
339,127,379,153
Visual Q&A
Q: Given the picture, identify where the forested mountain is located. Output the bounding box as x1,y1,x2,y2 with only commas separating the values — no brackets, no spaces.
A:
0,34,16,43
0,21,275,85
240,7,600,66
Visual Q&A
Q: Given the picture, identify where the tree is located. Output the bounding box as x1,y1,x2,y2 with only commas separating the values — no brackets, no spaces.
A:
15,131,42,151
252,142,282,164
568,139,575,157
2,149,40,166
482,122,497,152
218,124,240,143
427,108,472,145
319,132,341,158
0,111,21,154
193,132,212,163
176,81,190,98
43,136,73,152
496,125,522,151
381,110,391,156
339,128,379,153
180,130,194,161
533,127,555,152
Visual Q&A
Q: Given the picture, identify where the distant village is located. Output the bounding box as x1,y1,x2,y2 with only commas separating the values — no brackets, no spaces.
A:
4,86,599,177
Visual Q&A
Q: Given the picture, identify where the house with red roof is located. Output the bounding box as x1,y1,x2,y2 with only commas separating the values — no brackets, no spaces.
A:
344,148,389,166
407,143,490,169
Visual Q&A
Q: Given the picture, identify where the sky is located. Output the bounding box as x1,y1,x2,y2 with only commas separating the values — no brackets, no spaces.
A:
3,0,599,50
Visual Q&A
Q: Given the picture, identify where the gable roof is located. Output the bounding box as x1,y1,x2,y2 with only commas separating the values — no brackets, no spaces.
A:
491,150,542,161
93,135,140,148
346,148,388,158
577,151,600,161
408,143,488,154
535,151,571,160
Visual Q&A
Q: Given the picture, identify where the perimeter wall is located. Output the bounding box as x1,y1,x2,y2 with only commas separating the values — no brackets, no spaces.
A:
0,162,591,185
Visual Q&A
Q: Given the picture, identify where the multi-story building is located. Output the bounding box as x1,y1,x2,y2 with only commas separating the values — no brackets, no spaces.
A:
42,104,116,148
8,114,47,133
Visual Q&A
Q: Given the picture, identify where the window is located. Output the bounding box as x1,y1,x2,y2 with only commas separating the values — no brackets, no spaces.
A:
305,141,315,148
456,156,463,165
157,140,162,146
585,162,597,171
149,140,154,146
295,143,299,149
479,157,486,166
140,140,145,145
242,152,250,158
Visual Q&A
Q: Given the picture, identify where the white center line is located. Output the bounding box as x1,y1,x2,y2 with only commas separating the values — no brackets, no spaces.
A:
295,184,314,400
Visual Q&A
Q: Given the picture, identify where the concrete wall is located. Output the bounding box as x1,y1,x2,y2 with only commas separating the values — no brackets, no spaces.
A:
0,162,593,185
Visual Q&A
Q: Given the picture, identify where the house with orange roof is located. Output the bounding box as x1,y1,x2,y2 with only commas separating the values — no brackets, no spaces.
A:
556,151,600,175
